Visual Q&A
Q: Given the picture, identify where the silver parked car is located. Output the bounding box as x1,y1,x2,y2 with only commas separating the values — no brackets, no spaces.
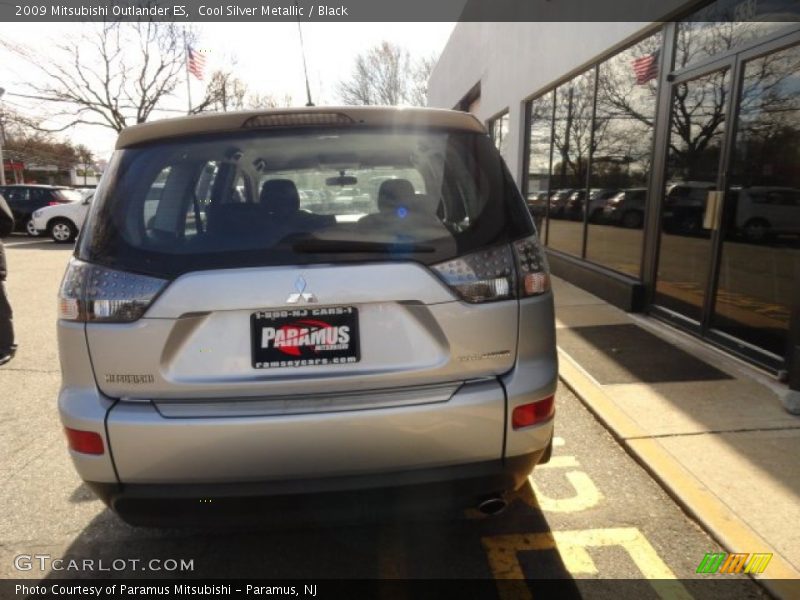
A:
56,107,557,524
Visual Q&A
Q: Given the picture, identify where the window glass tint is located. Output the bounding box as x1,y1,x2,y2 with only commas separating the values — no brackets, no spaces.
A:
655,68,729,322
675,1,798,70
29,188,50,203
0,187,27,202
258,168,426,220
525,92,554,235
522,30,663,277
712,43,800,356
489,112,510,157
547,68,595,258
78,128,532,278
143,167,170,229
586,32,660,276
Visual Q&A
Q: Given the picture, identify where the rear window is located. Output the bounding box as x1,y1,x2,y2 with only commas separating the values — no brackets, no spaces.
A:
78,127,532,278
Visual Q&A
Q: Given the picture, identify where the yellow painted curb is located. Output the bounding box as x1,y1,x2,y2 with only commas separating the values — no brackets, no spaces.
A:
558,348,800,598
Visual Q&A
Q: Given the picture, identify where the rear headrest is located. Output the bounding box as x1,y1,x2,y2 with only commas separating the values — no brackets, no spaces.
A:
261,179,300,215
377,179,415,212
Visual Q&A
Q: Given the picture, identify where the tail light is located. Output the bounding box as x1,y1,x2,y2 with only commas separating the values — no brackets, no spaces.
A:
512,234,551,297
47,202,60,206
512,395,555,429
431,245,514,303
431,234,549,303
58,259,167,323
243,112,354,129
64,427,104,455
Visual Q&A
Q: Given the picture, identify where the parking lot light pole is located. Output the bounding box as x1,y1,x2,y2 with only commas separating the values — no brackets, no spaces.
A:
0,87,5,185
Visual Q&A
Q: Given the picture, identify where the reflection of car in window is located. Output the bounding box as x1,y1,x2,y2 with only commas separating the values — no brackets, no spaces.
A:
661,181,715,235
602,188,647,228
733,187,800,242
584,189,620,222
548,189,576,218
526,191,548,213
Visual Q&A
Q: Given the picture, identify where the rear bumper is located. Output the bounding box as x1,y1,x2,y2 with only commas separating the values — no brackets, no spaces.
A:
60,375,555,487
85,452,544,526
103,379,516,484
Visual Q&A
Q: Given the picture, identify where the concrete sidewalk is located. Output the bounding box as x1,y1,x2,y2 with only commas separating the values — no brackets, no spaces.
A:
551,276,800,598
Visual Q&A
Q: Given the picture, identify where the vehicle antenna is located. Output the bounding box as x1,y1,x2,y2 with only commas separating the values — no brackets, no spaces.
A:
295,1,314,107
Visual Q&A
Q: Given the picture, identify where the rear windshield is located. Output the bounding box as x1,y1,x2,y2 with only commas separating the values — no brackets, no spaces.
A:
78,127,532,278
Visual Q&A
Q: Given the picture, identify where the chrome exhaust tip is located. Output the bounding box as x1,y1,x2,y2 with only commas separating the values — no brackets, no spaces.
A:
477,496,508,516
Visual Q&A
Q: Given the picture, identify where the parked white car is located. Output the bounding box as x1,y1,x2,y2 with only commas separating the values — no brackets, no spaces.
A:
32,191,93,243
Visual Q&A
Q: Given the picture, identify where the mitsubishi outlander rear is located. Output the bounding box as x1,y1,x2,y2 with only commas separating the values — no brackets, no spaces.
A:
56,107,557,524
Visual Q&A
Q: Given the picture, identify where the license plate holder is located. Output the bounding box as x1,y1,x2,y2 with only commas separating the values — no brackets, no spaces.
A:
251,307,360,369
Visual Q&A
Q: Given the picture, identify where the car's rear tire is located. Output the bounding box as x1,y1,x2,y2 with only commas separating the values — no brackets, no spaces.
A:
49,219,78,243
25,218,41,237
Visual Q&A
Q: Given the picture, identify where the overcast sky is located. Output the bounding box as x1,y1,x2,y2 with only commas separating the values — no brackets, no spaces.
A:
0,22,455,160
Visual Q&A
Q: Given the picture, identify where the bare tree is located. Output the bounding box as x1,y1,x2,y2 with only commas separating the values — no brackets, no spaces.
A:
247,93,295,109
192,70,248,113
551,70,595,187
338,42,437,106
74,144,94,185
409,54,437,107
191,71,295,114
3,127,78,177
3,22,191,132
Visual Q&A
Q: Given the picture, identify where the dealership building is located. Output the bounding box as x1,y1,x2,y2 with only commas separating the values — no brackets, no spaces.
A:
428,1,800,402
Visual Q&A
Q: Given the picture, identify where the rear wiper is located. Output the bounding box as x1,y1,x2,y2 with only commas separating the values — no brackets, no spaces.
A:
292,239,436,253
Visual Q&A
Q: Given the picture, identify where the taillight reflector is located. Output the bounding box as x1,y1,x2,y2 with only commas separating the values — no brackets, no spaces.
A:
511,395,555,429
64,427,104,455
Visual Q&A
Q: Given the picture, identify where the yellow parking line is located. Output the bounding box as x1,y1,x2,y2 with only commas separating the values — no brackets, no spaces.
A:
529,471,603,513
482,527,693,600
558,348,800,596
536,455,579,469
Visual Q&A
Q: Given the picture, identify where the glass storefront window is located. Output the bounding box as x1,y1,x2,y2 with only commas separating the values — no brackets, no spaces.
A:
547,68,595,257
711,43,800,357
676,0,799,70
525,91,554,236
586,32,661,277
489,111,509,157
655,67,730,323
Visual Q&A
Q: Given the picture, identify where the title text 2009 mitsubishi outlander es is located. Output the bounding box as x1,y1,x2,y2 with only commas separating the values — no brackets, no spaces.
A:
56,107,557,525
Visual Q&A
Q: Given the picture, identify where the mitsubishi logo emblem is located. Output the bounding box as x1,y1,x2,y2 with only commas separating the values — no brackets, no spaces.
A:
286,275,317,304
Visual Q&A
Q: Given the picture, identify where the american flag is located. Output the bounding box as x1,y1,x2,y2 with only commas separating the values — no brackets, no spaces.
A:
632,50,659,85
187,46,206,81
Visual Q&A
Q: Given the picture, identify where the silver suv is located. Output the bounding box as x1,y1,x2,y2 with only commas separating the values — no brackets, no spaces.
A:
56,108,557,524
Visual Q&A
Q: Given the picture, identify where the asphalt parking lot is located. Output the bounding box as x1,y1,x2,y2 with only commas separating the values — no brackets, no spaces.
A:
0,236,771,598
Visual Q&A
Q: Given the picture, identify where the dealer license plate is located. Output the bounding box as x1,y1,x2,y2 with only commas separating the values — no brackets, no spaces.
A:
251,307,360,369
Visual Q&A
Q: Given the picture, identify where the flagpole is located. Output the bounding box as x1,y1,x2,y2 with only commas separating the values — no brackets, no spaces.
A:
184,30,193,115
